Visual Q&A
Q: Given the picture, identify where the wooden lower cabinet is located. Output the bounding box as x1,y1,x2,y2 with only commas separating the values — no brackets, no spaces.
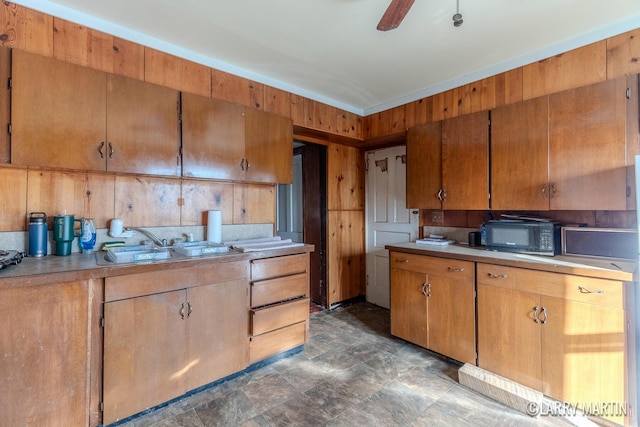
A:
477,263,627,425
0,279,99,426
103,262,248,424
389,251,476,363
249,253,310,363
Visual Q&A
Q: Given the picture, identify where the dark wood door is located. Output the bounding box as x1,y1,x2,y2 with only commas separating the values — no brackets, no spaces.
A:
300,144,327,307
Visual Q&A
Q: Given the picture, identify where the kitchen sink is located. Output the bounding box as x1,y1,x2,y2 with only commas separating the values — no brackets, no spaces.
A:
96,244,173,265
172,241,231,257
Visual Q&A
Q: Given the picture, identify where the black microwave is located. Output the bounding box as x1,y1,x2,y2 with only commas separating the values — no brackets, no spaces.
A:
484,220,561,256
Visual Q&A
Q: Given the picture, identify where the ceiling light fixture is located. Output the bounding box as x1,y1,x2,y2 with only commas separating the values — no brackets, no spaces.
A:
452,0,463,27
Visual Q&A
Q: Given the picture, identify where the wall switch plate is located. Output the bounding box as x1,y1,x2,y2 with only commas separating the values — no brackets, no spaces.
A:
432,210,444,223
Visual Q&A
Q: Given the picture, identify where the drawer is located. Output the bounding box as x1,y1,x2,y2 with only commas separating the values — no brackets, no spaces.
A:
251,273,308,308
477,263,624,309
249,321,307,363
251,297,309,335
105,260,248,302
390,251,473,280
251,254,307,281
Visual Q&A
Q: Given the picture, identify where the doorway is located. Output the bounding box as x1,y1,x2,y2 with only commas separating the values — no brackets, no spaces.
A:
277,142,328,308
365,145,419,308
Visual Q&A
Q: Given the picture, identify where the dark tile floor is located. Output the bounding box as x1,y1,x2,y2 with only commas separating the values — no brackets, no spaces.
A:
115,302,572,427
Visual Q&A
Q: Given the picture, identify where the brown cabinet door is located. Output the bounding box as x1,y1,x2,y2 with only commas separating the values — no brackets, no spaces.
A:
441,110,489,210
390,267,429,348
244,107,293,184
427,267,476,364
327,210,364,306
186,279,248,390
11,50,107,171
103,290,187,425
541,296,626,426
549,78,628,210
327,143,364,210
406,122,442,209
0,281,91,427
491,96,550,210
477,285,542,391
106,75,181,176
181,93,245,180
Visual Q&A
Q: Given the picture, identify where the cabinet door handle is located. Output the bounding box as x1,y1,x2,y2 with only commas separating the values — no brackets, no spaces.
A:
541,184,548,199
187,301,193,318
108,142,114,159
437,188,444,201
179,302,186,320
448,267,464,272
98,141,105,159
539,307,548,324
395,258,409,263
245,159,251,170
488,272,507,279
422,282,431,297
578,285,604,294
240,158,246,171
550,183,556,199
533,306,540,323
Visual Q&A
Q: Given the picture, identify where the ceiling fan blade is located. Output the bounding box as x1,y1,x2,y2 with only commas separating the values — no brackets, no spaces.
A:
377,0,415,31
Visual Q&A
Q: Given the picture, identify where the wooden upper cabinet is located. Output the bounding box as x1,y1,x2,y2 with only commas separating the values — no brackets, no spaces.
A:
12,50,181,176
106,74,180,176
244,107,293,184
441,110,489,210
181,93,245,180
182,93,292,184
549,77,629,210
11,50,107,171
491,96,550,210
406,121,442,209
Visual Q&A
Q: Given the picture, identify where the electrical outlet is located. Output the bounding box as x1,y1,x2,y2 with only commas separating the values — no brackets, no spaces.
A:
431,210,444,223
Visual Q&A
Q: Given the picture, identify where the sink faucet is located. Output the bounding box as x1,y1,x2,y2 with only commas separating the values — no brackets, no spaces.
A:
130,227,167,247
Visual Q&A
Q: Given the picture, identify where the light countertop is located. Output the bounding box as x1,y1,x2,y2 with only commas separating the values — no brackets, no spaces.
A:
385,242,637,282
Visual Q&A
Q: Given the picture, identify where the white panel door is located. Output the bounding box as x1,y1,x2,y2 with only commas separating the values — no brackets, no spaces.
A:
366,146,418,308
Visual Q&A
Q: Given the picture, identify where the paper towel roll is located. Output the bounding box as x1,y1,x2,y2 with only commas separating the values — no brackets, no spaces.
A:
207,210,222,243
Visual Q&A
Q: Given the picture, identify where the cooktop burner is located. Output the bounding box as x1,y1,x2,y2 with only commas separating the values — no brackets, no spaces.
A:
0,250,24,270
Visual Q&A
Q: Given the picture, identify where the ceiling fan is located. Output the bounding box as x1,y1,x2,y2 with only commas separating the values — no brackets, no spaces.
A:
377,0,415,31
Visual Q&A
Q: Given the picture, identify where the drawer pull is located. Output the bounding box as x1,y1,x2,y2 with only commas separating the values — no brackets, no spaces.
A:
578,285,604,294
488,272,507,279
448,267,464,272
395,258,409,263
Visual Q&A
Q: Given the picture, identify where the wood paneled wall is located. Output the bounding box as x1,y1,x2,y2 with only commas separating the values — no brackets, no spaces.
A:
364,29,640,141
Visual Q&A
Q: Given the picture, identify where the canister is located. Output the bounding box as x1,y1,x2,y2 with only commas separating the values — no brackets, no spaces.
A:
28,212,48,257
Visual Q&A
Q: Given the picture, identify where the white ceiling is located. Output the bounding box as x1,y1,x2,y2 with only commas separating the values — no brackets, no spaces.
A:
15,0,640,115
